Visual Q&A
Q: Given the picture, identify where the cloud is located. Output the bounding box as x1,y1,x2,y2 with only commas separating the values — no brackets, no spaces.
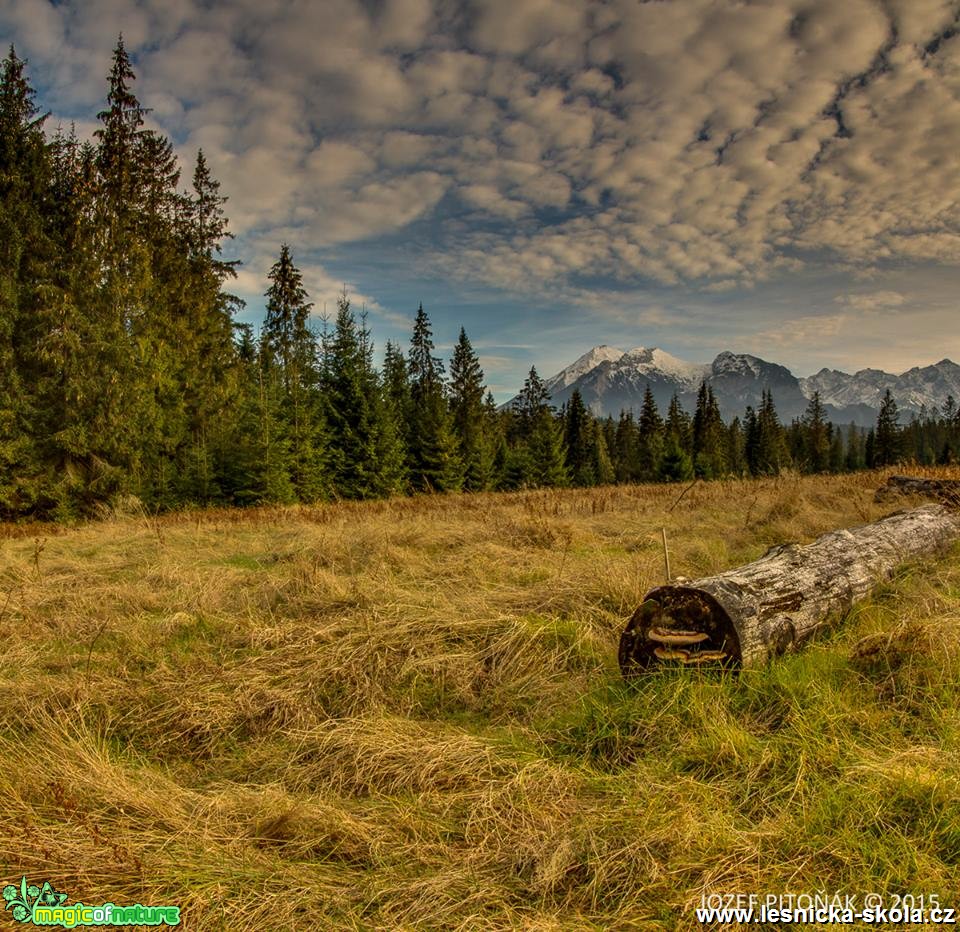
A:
834,290,907,312
4,0,960,348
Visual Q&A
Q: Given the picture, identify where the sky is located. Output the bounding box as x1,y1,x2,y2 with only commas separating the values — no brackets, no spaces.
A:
2,0,960,399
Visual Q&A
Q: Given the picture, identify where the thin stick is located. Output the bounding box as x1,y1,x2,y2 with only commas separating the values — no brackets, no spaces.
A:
667,478,698,513
661,526,672,583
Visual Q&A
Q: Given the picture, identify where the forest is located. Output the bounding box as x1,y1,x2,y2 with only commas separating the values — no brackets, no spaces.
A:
2,40,959,520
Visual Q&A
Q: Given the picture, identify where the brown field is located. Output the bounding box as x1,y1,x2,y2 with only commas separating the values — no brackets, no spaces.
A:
1,468,959,929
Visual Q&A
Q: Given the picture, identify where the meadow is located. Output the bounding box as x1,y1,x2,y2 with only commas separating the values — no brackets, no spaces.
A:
1,469,959,929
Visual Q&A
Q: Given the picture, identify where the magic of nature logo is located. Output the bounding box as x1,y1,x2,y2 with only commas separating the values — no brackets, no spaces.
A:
3,877,180,927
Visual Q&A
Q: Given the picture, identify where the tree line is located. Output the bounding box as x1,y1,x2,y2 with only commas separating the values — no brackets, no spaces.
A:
1,42,959,519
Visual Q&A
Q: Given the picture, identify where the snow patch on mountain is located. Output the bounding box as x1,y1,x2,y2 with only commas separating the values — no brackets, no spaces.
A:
622,346,710,385
544,345,625,393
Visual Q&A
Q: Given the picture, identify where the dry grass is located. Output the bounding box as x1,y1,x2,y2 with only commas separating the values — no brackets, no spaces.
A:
1,468,959,929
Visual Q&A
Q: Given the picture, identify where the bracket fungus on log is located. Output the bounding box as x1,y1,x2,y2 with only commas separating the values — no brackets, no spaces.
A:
619,504,960,676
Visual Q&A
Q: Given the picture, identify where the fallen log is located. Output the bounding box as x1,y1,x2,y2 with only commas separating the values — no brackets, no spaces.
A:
619,504,960,675
874,474,960,507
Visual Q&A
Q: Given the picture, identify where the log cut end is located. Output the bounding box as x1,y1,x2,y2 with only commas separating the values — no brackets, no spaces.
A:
618,587,741,676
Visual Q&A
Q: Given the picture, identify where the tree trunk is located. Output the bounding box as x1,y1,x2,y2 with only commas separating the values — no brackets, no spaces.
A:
619,504,960,675
874,474,960,507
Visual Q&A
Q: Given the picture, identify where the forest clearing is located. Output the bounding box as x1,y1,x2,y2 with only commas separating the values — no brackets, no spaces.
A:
1,468,959,929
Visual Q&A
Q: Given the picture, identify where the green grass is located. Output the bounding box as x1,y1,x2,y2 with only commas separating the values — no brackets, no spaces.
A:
0,469,958,928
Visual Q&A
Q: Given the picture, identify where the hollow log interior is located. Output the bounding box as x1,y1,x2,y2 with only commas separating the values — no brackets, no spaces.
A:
618,586,741,675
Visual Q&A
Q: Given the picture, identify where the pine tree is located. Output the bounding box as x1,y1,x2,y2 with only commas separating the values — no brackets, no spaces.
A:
564,389,595,486
744,406,760,476
828,426,845,472
874,389,902,467
727,416,746,476
845,424,865,472
262,245,326,499
691,382,726,478
659,393,693,480
636,385,664,480
801,391,830,473
614,410,640,482
593,423,615,485
0,45,48,513
449,327,493,490
529,410,569,487
756,390,787,475
323,290,377,499
865,427,876,468
407,304,463,491
180,150,243,503
95,36,146,222
514,366,550,436
88,37,154,492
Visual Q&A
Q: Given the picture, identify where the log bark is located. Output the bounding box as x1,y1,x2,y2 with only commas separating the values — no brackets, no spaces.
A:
874,475,960,507
619,504,960,675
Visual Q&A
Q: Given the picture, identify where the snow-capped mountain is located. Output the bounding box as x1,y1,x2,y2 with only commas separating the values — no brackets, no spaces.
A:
801,360,960,414
515,346,960,425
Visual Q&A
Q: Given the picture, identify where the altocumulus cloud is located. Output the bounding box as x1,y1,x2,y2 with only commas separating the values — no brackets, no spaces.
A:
2,0,960,372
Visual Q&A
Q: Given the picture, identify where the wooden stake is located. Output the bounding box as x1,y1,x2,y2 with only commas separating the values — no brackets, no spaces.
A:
661,526,671,583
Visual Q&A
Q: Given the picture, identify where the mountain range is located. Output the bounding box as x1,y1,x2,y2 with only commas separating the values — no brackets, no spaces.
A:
520,346,960,426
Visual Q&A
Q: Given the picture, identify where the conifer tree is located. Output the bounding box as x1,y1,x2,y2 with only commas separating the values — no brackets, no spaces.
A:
514,366,550,437
756,390,787,475
262,245,327,499
180,150,243,502
845,424,865,472
407,304,463,491
727,416,746,476
449,327,493,490
692,382,726,478
636,385,664,480
801,391,830,473
828,426,845,472
0,45,48,513
658,394,693,480
593,423,615,485
614,410,640,482
529,410,569,487
322,290,378,499
744,405,761,476
564,389,595,486
874,389,902,466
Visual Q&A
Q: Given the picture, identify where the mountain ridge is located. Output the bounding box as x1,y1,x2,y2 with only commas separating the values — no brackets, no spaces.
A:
516,346,960,426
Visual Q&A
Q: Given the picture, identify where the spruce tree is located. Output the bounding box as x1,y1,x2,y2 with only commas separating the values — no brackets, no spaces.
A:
564,389,595,486
727,416,746,476
407,304,463,491
449,327,493,490
756,390,787,475
0,45,48,513
529,410,569,487
181,150,243,503
801,391,830,473
323,290,377,499
514,366,550,437
659,393,693,481
614,410,640,482
262,245,327,499
874,389,902,466
636,385,664,480
593,423,615,485
691,382,726,478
